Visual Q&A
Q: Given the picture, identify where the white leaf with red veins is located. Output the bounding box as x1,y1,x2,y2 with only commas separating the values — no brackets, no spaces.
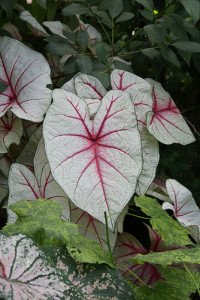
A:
70,202,117,251
0,234,67,300
8,138,70,223
111,69,152,125
114,232,161,286
162,179,200,231
136,125,159,195
0,111,23,154
146,79,195,145
0,36,52,121
74,74,107,116
44,89,142,229
84,24,102,43
20,11,49,37
16,125,42,171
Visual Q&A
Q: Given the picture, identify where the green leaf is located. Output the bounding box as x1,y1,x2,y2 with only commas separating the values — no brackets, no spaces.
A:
181,0,200,23
97,11,112,28
141,48,159,59
77,30,89,51
45,42,77,56
161,47,180,68
62,3,90,16
139,10,154,21
135,0,154,11
132,247,200,265
172,41,200,53
47,0,57,21
35,0,46,9
116,12,135,22
0,81,8,92
95,43,107,64
144,24,167,45
0,0,16,16
45,246,134,299
2,200,113,266
109,0,123,18
76,55,92,74
133,267,200,300
134,196,192,246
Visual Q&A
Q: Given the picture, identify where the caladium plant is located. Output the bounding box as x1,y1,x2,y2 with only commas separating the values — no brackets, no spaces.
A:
43,88,142,230
8,137,70,223
162,179,200,237
0,36,52,122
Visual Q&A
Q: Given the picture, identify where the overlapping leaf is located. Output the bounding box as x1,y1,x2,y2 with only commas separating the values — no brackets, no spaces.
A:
0,37,52,121
44,89,142,229
162,179,200,233
20,11,49,37
146,79,195,145
0,110,23,153
8,138,70,222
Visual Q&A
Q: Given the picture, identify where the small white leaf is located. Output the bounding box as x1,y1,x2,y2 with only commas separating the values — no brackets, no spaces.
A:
43,21,69,39
163,179,200,231
146,79,195,145
44,89,142,229
0,111,23,154
75,74,107,116
20,11,49,37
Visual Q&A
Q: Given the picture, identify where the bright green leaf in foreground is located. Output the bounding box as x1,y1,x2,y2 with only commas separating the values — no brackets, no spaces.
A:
134,196,192,246
133,266,200,300
2,200,113,266
132,246,200,265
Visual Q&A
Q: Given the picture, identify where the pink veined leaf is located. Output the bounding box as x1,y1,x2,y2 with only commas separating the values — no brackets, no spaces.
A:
20,11,49,37
162,179,200,232
0,110,23,154
146,79,195,145
74,74,107,116
43,89,142,230
0,36,52,121
110,69,152,125
2,23,22,41
8,138,70,223
146,176,171,202
0,234,68,300
16,125,42,171
114,232,161,286
136,125,159,195
62,76,76,94
70,202,117,251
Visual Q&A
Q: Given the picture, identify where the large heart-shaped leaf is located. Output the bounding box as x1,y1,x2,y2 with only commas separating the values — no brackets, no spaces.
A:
0,234,68,300
8,138,70,223
111,69,152,124
162,179,200,232
70,202,117,251
44,89,142,229
0,110,23,154
146,79,195,145
0,36,52,121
